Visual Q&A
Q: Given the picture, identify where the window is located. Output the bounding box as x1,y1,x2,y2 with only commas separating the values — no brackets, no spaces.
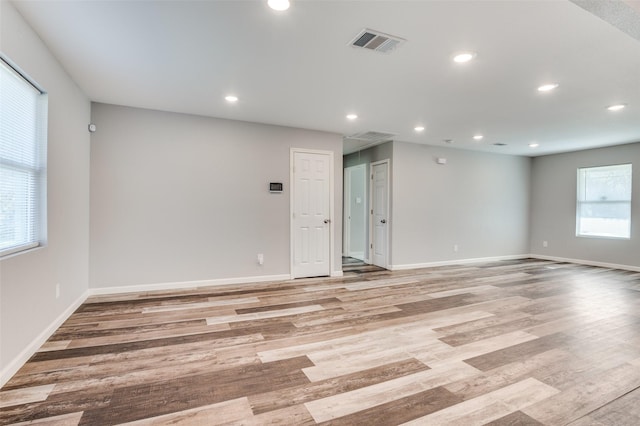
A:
0,57,47,257
576,164,632,239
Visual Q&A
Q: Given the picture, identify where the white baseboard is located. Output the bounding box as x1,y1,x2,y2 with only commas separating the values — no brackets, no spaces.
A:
331,270,344,277
88,273,293,296
389,254,529,271
529,254,640,272
1,290,89,388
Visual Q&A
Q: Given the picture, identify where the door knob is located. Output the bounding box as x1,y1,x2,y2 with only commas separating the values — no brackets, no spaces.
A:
381,219,386,224
324,219,331,224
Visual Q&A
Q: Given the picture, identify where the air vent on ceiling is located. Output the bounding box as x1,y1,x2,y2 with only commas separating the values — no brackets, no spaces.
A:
347,131,396,143
350,29,405,53
493,143,507,146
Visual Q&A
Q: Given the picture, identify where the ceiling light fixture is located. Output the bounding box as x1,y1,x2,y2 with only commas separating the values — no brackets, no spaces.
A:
473,135,483,141
537,83,559,92
267,0,290,11
346,114,358,120
453,52,476,63
225,95,238,102
529,143,540,148
607,104,626,111
414,126,425,132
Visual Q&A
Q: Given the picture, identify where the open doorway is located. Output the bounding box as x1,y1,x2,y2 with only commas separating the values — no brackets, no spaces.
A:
343,164,367,264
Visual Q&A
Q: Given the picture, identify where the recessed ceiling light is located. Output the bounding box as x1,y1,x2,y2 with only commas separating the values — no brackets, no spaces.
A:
346,114,358,120
225,95,238,102
607,104,626,111
267,0,290,11
537,83,559,92
529,143,540,148
453,52,476,63
414,126,425,132
473,135,483,141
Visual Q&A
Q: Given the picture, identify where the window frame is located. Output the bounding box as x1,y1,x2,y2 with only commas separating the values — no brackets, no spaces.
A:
575,163,632,240
0,55,48,258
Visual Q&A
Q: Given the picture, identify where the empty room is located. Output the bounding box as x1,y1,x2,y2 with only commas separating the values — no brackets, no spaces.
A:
2,0,640,424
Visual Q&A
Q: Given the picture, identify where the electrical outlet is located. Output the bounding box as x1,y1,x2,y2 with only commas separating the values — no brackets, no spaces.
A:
543,241,548,248
257,253,264,265
55,283,60,299
453,244,459,252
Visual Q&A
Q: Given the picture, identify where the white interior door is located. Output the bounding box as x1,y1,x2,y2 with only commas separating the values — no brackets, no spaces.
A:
371,160,389,269
292,150,332,278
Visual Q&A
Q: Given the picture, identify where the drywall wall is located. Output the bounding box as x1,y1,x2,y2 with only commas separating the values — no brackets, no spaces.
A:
0,0,91,383
390,141,531,267
530,142,640,268
89,103,343,289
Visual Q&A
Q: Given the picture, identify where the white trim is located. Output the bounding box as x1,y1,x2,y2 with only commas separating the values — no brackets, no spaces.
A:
529,254,640,272
389,254,529,271
88,274,292,296
331,270,344,277
0,290,89,387
290,148,335,279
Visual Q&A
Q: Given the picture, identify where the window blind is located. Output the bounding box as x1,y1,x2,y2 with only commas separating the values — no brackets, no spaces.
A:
0,57,48,257
576,164,632,239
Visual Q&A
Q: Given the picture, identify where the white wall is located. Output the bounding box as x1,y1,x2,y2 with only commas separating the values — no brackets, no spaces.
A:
0,0,91,384
89,103,343,290
530,142,640,269
390,141,531,267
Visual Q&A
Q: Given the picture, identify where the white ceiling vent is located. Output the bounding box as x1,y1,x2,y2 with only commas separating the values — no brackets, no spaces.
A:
349,29,405,53
347,131,395,143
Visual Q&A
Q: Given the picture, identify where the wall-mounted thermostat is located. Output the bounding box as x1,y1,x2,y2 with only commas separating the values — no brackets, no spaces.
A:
269,182,283,193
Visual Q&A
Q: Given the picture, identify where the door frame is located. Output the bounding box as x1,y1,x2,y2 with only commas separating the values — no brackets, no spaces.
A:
369,159,390,269
343,164,367,261
290,148,335,279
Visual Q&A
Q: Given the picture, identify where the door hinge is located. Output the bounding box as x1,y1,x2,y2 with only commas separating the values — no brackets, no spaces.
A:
371,209,373,215
371,243,373,249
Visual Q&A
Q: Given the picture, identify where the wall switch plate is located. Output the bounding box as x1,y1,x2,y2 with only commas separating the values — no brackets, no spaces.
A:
543,241,548,247
257,253,264,265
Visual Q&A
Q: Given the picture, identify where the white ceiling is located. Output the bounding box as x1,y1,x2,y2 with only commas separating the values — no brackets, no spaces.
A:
11,0,640,156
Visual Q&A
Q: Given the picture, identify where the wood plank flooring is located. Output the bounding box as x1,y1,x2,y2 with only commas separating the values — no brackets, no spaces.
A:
3,259,640,425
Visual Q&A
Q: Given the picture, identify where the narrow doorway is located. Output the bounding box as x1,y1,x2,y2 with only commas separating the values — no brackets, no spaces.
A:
343,164,367,261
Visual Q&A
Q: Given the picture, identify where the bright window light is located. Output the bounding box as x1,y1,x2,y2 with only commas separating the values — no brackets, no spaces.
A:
576,164,632,239
0,57,48,257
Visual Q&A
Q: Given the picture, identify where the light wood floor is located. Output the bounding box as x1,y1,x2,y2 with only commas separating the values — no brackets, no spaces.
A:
3,259,640,425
